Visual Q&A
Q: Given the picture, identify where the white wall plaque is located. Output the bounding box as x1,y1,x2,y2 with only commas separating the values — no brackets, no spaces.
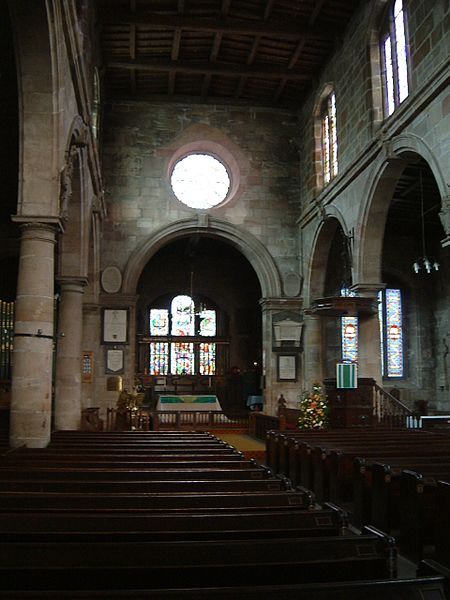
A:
101,266,122,294
103,308,128,343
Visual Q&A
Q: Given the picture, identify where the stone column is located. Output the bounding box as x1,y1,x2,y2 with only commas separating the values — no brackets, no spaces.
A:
54,279,86,430
10,223,57,448
302,313,324,390
260,298,303,415
351,283,384,383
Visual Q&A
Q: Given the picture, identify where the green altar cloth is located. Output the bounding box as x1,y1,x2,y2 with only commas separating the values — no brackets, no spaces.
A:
157,395,221,411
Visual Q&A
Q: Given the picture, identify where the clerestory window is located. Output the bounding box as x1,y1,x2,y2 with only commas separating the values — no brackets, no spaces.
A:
381,0,409,117
321,91,338,185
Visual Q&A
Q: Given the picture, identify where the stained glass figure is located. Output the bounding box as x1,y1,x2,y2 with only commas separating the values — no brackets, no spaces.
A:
199,310,216,336
171,295,194,336
150,309,169,335
199,342,216,375
340,288,358,363
171,342,194,375
378,291,385,377
341,317,358,363
149,342,169,375
385,288,404,377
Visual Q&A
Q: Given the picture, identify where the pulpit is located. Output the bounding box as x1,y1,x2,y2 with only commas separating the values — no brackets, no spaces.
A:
324,378,375,428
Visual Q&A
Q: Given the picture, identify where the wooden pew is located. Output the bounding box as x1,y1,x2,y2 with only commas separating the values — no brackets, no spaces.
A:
399,468,450,564
0,576,446,600
0,503,348,542
2,429,446,598
270,429,448,494
0,477,290,493
0,465,277,481
0,526,397,592
0,487,314,511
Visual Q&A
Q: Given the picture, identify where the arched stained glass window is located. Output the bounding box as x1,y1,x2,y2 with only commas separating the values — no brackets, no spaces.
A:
340,288,358,363
378,288,404,377
340,287,404,378
171,295,195,336
148,295,217,376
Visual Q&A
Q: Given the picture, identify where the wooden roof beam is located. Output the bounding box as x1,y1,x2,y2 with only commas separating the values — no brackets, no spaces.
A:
107,58,312,80
101,13,336,41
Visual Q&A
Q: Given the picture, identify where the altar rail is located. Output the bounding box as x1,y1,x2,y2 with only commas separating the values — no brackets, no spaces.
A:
106,408,248,432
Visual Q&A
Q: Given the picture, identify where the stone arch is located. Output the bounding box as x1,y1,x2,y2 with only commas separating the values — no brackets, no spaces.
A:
122,218,282,299
304,211,350,305
58,117,91,280
355,134,447,283
9,1,62,218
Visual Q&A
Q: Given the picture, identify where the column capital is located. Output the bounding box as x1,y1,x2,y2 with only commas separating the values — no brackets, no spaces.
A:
259,297,303,313
56,276,89,291
351,282,386,298
12,216,64,234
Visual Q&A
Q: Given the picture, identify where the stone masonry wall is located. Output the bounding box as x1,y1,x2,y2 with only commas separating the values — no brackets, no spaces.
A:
101,103,300,280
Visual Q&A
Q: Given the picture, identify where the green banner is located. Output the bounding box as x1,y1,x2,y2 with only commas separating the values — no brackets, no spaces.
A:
336,363,357,389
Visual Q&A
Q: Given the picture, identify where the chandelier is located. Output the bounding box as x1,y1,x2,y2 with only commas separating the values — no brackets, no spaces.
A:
413,169,439,274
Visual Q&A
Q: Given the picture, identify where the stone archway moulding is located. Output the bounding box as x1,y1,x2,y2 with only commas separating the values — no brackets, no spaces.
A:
304,208,349,305
122,217,283,299
355,133,447,284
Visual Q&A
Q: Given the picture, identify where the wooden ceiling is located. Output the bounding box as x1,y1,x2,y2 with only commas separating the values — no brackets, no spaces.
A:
97,0,363,108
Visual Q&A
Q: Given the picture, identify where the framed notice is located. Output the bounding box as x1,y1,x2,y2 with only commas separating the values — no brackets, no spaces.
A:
103,308,128,344
81,351,94,383
277,354,297,381
105,348,124,374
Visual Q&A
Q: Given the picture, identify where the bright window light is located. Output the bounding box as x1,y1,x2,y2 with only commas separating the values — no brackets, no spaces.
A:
171,154,230,209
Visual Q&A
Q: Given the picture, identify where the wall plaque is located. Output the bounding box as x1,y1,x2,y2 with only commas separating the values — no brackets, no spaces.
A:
101,266,122,294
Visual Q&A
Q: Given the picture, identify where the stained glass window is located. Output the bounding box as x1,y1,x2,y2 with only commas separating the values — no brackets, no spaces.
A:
199,310,216,336
171,342,195,375
148,296,217,376
381,0,409,117
171,295,195,336
150,309,169,335
322,91,338,185
149,342,169,375
340,288,358,363
199,342,216,375
341,318,358,363
378,291,385,377
378,288,404,378
170,154,230,209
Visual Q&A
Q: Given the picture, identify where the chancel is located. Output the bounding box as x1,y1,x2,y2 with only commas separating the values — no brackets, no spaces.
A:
0,0,449,597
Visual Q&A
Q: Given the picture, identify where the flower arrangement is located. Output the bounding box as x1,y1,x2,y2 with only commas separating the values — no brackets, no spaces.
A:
297,382,329,429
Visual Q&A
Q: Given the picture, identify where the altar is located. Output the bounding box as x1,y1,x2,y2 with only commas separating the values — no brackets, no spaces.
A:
157,395,222,412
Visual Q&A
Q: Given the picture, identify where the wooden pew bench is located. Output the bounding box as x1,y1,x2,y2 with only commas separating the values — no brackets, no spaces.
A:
0,526,397,592
0,477,290,493
269,429,447,491
0,487,314,511
0,466,276,481
0,576,446,600
0,502,348,542
399,468,450,564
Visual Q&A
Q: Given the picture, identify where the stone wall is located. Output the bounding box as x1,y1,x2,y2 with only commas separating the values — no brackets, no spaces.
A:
296,0,450,409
